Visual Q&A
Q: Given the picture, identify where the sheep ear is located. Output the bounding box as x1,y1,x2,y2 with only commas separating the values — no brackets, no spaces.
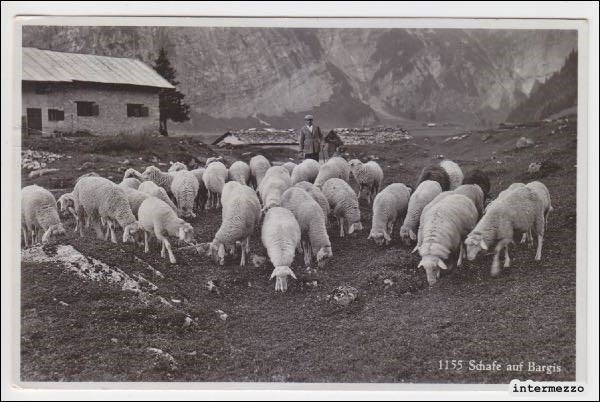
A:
218,244,226,258
409,229,416,241
437,259,448,270
480,239,488,250
411,245,419,254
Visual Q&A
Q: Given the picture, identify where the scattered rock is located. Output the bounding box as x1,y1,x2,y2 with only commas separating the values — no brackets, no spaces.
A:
481,133,491,142
206,280,220,295
251,254,267,267
528,162,542,174
58,300,69,307
182,316,193,328
21,149,63,171
215,310,228,321
146,347,178,371
171,299,181,304
28,168,59,178
111,337,118,343
77,161,94,171
383,279,394,287
186,350,197,356
516,136,535,149
120,159,130,165
327,285,359,307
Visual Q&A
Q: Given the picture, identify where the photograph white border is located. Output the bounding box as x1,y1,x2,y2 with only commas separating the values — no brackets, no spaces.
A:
2,2,598,400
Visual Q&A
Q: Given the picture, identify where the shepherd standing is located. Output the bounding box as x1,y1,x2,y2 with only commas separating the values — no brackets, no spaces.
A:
298,114,323,161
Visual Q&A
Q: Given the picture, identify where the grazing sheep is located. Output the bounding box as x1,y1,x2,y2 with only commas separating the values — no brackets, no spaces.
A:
228,160,251,185
170,170,200,218
21,185,65,246
415,165,451,191
465,186,546,277
399,180,443,245
439,160,464,190
249,155,271,189
57,192,79,232
348,159,384,205
138,197,194,264
291,158,320,184
137,181,178,214
281,187,332,268
119,177,141,190
282,161,297,176
258,166,292,210
168,161,188,172
123,168,144,181
314,156,350,188
139,165,174,194
293,181,331,225
208,181,261,266
72,176,139,243
463,169,491,198
321,178,363,237
422,184,485,219
416,194,479,286
484,182,526,215
261,207,301,292
202,161,228,209
368,183,411,245
190,167,208,212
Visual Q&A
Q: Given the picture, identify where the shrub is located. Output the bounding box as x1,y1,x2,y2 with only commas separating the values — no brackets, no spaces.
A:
89,129,159,154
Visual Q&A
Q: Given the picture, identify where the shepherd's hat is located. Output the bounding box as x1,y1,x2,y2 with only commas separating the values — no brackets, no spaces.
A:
304,114,314,120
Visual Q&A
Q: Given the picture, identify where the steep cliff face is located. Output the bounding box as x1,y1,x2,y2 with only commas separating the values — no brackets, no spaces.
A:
22,26,576,130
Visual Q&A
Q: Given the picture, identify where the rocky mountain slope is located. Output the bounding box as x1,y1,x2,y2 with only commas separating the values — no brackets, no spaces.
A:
22,26,576,130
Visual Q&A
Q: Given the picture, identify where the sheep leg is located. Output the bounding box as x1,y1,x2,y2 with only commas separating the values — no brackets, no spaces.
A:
491,239,510,277
160,240,166,258
339,217,345,238
22,227,29,248
503,245,511,268
457,243,464,267
535,235,543,261
144,231,150,253
161,238,176,264
240,243,246,267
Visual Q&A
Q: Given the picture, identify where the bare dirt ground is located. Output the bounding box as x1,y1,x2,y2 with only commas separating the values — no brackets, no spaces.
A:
19,117,577,383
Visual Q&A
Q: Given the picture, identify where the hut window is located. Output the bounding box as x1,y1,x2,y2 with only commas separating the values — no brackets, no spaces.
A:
48,109,64,121
127,103,149,117
76,101,99,117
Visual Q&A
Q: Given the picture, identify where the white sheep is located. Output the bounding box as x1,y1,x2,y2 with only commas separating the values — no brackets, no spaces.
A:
258,166,292,210
399,180,443,245
293,181,331,225
120,186,150,218
282,161,297,176
138,197,194,264
170,170,199,218
291,158,320,184
208,181,261,266
139,165,174,194
123,167,144,181
281,187,332,268
416,194,479,286
314,156,350,188
21,185,65,246
168,161,188,172
465,186,546,277
321,178,363,237
439,160,464,190
348,159,384,205
261,207,301,292
72,176,139,243
57,192,79,232
368,183,411,246
119,177,141,190
249,155,271,189
228,160,251,185
137,181,178,214
202,161,228,209
190,167,208,211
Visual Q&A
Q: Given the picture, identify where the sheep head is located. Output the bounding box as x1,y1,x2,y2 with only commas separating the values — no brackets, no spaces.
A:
42,223,66,243
122,222,140,243
316,246,333,268
465,233,487,261
399,226,416,246
178,223,194,243
209,241,226,266
270,266,297,292
418,255,447,286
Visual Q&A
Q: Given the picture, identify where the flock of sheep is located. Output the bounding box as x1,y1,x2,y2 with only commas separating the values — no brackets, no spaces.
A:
21,152,553,291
